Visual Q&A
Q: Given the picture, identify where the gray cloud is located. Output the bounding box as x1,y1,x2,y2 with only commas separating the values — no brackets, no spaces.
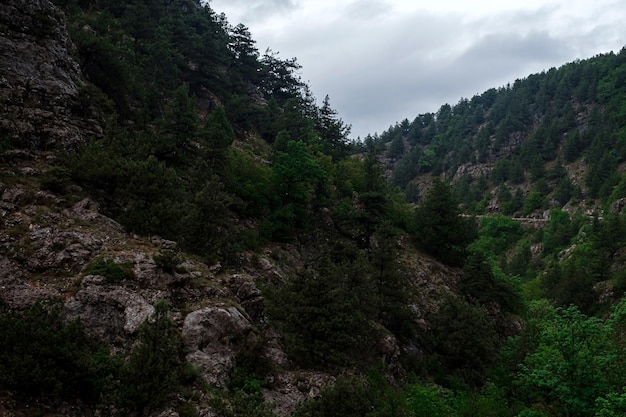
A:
209,1,626,139
211,0,299,24
342,0,392,22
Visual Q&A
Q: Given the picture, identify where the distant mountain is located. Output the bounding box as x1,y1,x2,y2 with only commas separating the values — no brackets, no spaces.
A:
376,49,626,216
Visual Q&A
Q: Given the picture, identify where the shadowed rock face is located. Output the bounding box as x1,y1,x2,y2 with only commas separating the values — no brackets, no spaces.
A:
183,305,257,387
0,0,101,149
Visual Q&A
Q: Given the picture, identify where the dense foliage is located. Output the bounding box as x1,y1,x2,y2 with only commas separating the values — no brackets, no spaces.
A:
382,49,626,213
0,301,191,416
50,0,361,266
0,302,106,402
264,229,414,370
5,0,626,415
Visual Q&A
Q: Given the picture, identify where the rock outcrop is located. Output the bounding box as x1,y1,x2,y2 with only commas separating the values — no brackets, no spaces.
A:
0,0,101,149
183,305,257,387
65,274,156,349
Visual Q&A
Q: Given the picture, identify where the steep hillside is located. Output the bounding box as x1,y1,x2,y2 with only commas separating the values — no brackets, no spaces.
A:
2,1,626,416
378,50,626,216
0,1,503,416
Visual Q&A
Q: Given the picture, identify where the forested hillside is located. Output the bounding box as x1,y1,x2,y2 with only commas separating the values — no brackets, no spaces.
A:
1,0,626,416
379,50,626,211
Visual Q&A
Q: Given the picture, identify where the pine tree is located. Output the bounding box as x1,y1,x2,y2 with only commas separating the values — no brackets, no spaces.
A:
415,179,477,266
265,251,377,368
120,301,185,415
316,95,351,160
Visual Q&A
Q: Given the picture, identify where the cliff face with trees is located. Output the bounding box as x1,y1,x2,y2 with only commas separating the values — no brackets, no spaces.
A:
1,1,626,416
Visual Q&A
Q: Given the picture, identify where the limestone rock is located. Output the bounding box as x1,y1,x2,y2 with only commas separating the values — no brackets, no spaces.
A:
25,226,103,273
154,409,180,417
0,257,58,308
182,305,257,387
64,197,123,231
64,276,155,347
228,273,265,322
121,251,192,289
0,0,101,149
610,197,626,214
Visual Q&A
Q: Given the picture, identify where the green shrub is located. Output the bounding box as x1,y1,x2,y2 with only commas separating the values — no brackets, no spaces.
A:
406,383,455,417
153,249,183,273
293,374,409,417
0,301,115,402
118,301,187,415
40,166,71,194
522,191,545,216
84,258,133,283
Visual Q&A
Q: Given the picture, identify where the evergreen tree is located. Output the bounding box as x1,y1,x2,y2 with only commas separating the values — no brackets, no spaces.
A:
259,50,304,105
426,295,500,387
370,225,415,339
227,23,261,82
316,95,351,160
120,301,185,415
387,134,405,160
349,152,390,249
460,251,523,315
415,179,477,266
199,105,235,168
265,251,377,368
156,83,199,160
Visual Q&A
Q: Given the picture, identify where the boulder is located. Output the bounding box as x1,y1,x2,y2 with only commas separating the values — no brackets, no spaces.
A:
64,275,155,348
182,305,257,387
228,273,265,322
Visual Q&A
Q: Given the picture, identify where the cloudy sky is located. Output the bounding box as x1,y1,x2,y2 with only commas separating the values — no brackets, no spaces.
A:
209,0,626,139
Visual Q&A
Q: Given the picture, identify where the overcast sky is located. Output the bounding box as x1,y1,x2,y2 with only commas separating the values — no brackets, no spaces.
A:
208,0,626,139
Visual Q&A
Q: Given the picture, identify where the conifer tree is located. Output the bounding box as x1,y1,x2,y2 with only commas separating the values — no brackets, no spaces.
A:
415,179,477,266
120,301,185,415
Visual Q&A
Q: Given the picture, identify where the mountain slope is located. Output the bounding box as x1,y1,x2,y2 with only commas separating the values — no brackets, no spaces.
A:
379,50,626,215
0,1,495,416
2,1,626,416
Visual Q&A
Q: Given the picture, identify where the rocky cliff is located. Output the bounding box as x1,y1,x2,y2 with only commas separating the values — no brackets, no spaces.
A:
0,0,101,150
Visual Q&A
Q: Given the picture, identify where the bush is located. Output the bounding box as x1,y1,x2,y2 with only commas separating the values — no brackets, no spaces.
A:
406,383,455,417
207,366,276,417
293,374,409,417
0,301,114,402
40,165,71,194
118,301,187,415
84,258,133,283
0,300,196,414
153,249,183,273
522,191,545,216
